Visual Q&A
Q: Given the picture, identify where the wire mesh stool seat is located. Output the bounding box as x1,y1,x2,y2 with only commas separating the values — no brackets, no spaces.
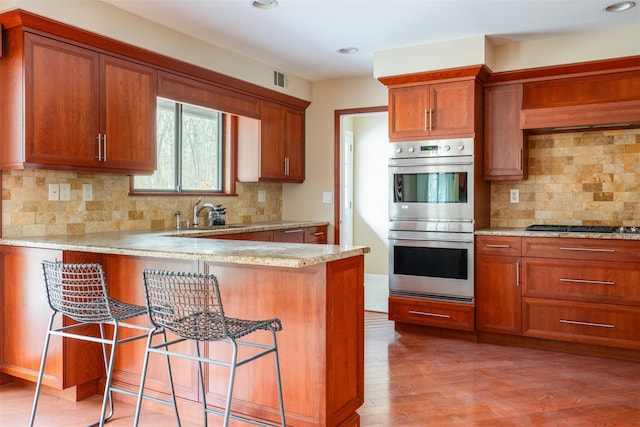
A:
30,260,177,427
134,269,286,427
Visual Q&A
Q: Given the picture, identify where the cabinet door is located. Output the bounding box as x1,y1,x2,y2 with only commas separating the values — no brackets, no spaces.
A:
429,80,475,138
101,55,157,172
283,108,305,182
388,86,429,139
25,33,100,168
475,255,522,335
484,84,526,180
260,101,286,180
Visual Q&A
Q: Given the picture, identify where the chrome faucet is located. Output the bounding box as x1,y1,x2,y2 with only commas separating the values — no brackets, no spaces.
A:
192,197,217,228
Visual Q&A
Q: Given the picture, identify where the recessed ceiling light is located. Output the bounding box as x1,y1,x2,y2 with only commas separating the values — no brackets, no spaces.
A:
252,0,278,9
337,47,359,54
604,1,636,12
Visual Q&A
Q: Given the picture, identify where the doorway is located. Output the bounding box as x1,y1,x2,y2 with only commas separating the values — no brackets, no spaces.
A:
334,107,388,312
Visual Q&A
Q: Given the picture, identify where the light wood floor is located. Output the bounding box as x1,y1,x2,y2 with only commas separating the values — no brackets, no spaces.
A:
2,311,640,426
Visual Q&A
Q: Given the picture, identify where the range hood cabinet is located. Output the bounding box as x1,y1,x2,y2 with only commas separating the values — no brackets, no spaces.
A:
519,70,640,131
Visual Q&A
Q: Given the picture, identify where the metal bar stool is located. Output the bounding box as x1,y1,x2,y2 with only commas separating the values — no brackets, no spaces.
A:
30,261,178,427
134,269,286,427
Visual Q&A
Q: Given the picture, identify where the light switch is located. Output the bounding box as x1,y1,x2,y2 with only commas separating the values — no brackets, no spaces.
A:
83,183,93,201
48,184,60,201
510,189,519,204
59,183,71,201
322,192,333,204
258,190,266,203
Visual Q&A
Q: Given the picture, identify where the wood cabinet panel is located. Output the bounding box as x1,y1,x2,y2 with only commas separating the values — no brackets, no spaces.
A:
475,236,522,335
483,84,526,180
258,101,305,182
1,31,157,173
273,228,305,243
212,230,275,241
389,296,475,332
523,297,640,350
522,258,640,305
305,226,328,244
475,235,522,256
522,237,640,263
522,71,640,109
26,34,99,168
0,247,104,393
102,255,200,401
388,80,476,141
100,55,156,172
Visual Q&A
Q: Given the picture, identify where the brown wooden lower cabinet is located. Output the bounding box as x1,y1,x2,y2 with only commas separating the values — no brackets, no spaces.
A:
474,235,640,355
388,296,475,332
0,247,104,398
0,246,363,427
207,225,328,244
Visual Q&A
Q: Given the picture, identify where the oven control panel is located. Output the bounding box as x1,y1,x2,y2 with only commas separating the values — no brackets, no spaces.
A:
390,138,474,159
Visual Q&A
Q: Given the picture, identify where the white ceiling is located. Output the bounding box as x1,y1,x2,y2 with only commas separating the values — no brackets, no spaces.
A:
101,0,639,81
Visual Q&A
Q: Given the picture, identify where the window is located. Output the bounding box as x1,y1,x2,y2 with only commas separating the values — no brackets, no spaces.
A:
133,97,224,193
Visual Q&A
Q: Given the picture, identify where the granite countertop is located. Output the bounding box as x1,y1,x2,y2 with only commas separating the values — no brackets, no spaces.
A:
0,221,370,268
476,227,640,241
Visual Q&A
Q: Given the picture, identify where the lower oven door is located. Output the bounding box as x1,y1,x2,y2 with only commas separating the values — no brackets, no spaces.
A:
389,230,474,303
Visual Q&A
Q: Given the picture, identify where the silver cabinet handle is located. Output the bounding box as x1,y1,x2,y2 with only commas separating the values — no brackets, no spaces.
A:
423,109,427,131
313,232,325,236
103,133,107,162
283,157,289,176
516,261,520,287
560,319,614,328
408,310,451,319
559,278,615,285
428,109,433,131
96,133,102,161
283,229,304,234
485,244,511,248
559,247,615,253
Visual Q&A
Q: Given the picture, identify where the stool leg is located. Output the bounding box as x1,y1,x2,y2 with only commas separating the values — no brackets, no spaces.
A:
96,323,120,427
223,340,239,427
29,312,56,427
162,330,181,425
195,341,208,427
271,330,286,427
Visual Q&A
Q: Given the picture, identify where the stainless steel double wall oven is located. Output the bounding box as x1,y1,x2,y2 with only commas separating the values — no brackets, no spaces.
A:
388,138,476,303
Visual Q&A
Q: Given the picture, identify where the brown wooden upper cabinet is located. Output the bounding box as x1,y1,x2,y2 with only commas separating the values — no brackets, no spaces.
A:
483,83,526,180
0,32,156,174
388,80,476,141
260,101,305,182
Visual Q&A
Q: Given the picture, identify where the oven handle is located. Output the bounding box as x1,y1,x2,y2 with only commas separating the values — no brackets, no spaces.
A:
390,237,474,244
388,161,473,167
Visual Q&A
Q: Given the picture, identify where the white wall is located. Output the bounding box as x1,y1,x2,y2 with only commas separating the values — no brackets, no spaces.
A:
2,0,312,101
374,25,640,77
353,114,388,275
282,76,388,243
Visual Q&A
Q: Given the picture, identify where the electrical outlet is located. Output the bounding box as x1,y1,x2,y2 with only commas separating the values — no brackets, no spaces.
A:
322,192,333,204
510,189,519,204
258,190,266,203
83,183,93,201
59,183,71,201
48,184,60,201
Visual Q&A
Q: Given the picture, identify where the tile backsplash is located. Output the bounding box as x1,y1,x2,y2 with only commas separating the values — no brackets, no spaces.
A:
491,128,640,228
2,170,281,237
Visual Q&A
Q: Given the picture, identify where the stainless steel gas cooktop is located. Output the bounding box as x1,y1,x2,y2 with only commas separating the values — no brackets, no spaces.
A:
525,224,639,234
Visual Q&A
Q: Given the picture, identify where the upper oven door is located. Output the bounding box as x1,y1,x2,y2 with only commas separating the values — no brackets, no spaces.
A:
389,155,474,222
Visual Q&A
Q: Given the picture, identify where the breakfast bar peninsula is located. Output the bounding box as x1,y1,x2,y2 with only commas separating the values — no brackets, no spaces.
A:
0,227,369,427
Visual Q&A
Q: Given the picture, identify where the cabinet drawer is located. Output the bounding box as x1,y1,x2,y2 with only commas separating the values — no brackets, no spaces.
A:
523,258,640,304
389,296,475,332
305,226,327,244
523,237,640,263
273,228,305,243
523,298,640,350
476,236,521,256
